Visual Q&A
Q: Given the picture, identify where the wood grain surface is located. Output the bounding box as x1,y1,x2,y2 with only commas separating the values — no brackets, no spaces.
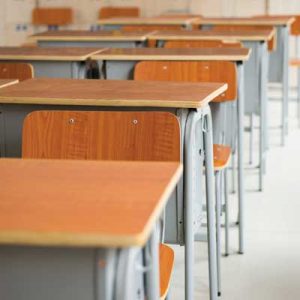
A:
0,47,107,61
0,78,228,108
22,111,180,162
148,29,275,42
194,16,295,26
31,30,153,42
0,158,182,247
0,63,34,81
134,61,237,102
92,47,250,61
0,79,19,88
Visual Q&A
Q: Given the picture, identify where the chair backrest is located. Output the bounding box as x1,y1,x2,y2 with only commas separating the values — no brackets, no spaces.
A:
164,40,242,49
99,6,140,19
212,25,276,51
134,61,237,102
22,111,180,162
0,63,34,81
32,7,73,26
291,16,300,36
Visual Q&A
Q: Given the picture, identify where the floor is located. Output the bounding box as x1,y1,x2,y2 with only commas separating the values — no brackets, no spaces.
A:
170,96,300,299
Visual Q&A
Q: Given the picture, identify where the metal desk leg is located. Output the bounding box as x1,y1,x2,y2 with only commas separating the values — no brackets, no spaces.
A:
202,106,218,300
184,109,202,300
115,247,145,300
259,42,268,190
215,170,222,297
71,62,86,79
224,168,229,256
95,249,118,300
145,223,160,300
237,63,245,254
282,26,290,145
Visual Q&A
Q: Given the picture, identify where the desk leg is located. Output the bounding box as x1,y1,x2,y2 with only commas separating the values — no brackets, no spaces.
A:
71,62,86,79
184,109,202,300
202,106,218,300
95,249,118,300
237,63,245,254
259,42,268,190
282,26,290,145
144,223,160,300
115,247,145,300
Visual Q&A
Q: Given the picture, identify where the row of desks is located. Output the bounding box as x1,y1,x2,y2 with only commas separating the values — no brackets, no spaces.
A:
0,77,226,300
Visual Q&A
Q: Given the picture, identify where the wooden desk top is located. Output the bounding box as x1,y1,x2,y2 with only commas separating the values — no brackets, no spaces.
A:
0,78,227,109
194,16,295,26
0,47,106,61
97,17,198,25
0,158,182,247
0,79,19,88
92,47,251,61
149,29,275,42
31,30,153,42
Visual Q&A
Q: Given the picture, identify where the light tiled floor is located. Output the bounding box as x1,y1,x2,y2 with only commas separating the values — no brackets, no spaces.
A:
170,99,300,299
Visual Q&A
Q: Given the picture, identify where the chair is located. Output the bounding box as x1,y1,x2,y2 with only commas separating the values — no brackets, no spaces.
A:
99,6,140,19
0,63,34,81
212,25,276,52
134,60,237,296
32,7,73,30
22,110,179,299
164,40,242,49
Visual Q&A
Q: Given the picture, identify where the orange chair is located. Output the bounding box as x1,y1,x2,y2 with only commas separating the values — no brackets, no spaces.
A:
99,6,140,19
134,60,235,295
212,25,276,51
0,63,34,81
22,110,178,299
164,39,242,49
32,7,73,30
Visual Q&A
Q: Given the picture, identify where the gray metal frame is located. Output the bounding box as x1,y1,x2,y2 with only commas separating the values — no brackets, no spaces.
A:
0,60,87,79
268,25,290,145
0,245,148,300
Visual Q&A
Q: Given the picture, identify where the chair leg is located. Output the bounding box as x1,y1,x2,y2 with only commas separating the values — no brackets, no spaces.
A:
249,114,254,165
231,151,236,194
215,171,222,297
224,168,229,256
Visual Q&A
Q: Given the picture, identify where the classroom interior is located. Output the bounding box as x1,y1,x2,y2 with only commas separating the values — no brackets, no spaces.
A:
0,1,300,300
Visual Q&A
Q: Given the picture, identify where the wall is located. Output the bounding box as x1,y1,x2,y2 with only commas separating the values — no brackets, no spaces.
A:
0,0,299,45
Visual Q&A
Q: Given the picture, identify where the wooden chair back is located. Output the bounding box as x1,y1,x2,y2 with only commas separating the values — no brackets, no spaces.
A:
164,39,242,48
212,25,276,51
99,6,140,19
32,7,73,26
290,16,300,36
134,61,237,102
22,111,180,162
0,63,34,81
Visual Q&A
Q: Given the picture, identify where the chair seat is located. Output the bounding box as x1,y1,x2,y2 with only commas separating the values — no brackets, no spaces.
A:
213,144,231,171
160,243,174,299
290,59,300,66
